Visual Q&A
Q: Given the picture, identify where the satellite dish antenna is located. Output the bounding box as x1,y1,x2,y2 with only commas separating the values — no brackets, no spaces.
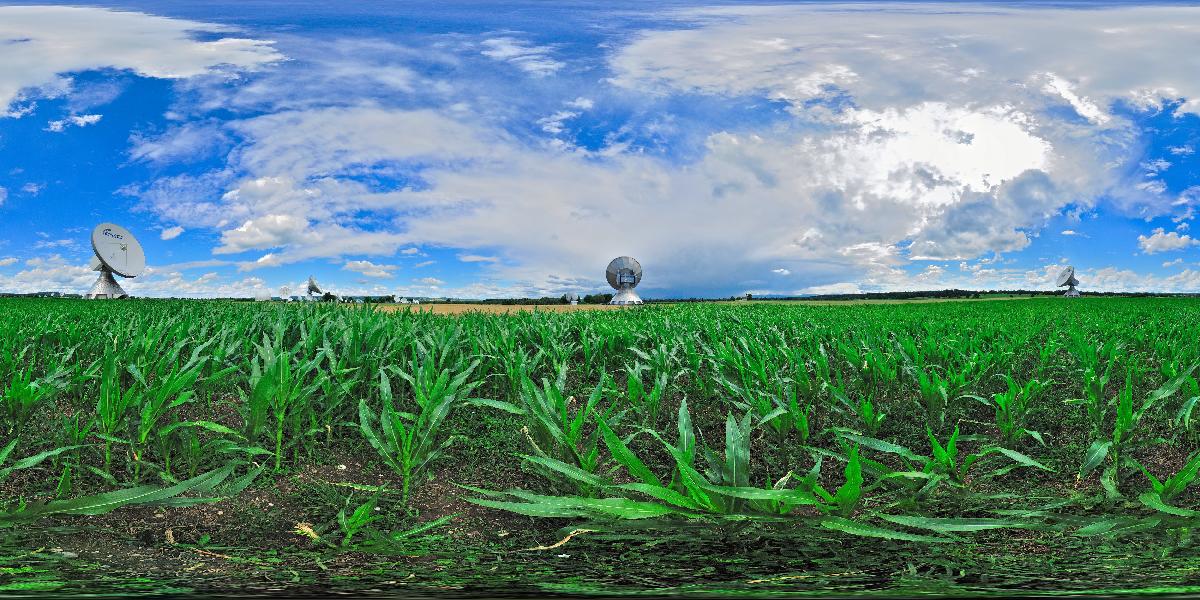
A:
306,275,322,301
566,292,579,305
86,223,145,299
606,256,643,305
279,285,291,301
1056,265,1080,297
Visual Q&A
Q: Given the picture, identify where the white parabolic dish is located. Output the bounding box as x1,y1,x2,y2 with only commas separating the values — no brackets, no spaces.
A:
91,223,146,278
605,256,642,289
1056,266,1077,287
606,256,644,305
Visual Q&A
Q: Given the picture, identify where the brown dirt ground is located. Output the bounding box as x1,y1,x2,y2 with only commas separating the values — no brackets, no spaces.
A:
375,303,630,315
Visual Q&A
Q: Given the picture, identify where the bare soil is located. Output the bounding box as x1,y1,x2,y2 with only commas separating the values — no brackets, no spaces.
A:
375,303,629,315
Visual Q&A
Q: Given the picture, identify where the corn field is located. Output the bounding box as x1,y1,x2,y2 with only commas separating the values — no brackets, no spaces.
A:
2,297,1199,545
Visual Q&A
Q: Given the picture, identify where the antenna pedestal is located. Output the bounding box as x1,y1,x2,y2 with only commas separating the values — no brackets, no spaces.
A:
1064,285,1080,298
86,268,128,299
610,286,643,305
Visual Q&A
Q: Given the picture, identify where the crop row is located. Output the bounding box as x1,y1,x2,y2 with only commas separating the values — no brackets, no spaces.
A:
1,298,1198,543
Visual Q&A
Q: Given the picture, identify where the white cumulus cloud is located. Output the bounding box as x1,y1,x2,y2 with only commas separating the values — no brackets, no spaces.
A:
480,37,562,76
1138,227,1199,254
343,259,398,279
0,6,281,115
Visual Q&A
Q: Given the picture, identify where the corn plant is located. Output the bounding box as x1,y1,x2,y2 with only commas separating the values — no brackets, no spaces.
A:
246,334,322,472
983,375,1051,445
1079,365,1197,497
915,369,950,430
359,361,478,506
95,353,137,471
624,363,668,427
337,489,385,547
1,363,65,439
473,367,611,495
833,389,885,435
1137,450,1200,516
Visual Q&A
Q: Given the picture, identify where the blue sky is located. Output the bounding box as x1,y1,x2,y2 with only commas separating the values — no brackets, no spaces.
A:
1,1,1199,298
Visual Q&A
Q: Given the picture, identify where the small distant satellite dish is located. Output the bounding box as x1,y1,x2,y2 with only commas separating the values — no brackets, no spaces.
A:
86,223,145,299
606,256,643,305
566,292,579,305
306,275,322,300
1056,265,1081,298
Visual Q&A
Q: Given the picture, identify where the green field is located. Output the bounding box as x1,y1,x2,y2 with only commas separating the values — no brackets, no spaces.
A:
2,298,1199,596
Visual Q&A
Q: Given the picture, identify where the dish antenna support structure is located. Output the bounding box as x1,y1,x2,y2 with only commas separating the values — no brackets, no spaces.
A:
606,256,643,305
1057,266,1081,297
306,276,322,301
86,223,145,299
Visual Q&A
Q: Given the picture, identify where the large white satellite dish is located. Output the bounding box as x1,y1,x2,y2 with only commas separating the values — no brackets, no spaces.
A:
86,223,145,299
606,256,643,305
306,275,322,301
1056,265,1080,298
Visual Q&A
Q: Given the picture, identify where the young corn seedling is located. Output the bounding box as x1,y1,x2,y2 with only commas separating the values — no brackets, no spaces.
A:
1,363,66,439
1136,450,1200,517
980,375,1050,446
916,369,950,430
126,346,205,479
838,427,1053,498
1079,364,1198,498
360,361,478,507
624,363,668,428
95,352,136,471
337,489,385,547
473,367,612,495
833,388,885,436
247,334,322,472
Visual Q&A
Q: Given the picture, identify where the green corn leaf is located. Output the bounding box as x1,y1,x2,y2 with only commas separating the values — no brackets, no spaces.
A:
520,454,608,489
464,497,587,518
597,419,660,487
1079,440,1111,479
1075,517,1162,537
1161,451,1200,500
1147,364,1200,405
0,440,16,468
0,445,88,482
833,446,863,516
1,466,234,525
468,398,526,415
158,420,241,438
992,447,1054,472
1137,491,1199,517
389,513,457,540
820,517,953,543
1176,396,1199,429
613,482,701,510
878,514,1028,532
837,433,924,463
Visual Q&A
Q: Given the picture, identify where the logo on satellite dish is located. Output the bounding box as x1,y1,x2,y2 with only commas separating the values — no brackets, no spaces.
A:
102,228,125,240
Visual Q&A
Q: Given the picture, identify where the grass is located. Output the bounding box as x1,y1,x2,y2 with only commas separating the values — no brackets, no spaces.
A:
1,297,1199,595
